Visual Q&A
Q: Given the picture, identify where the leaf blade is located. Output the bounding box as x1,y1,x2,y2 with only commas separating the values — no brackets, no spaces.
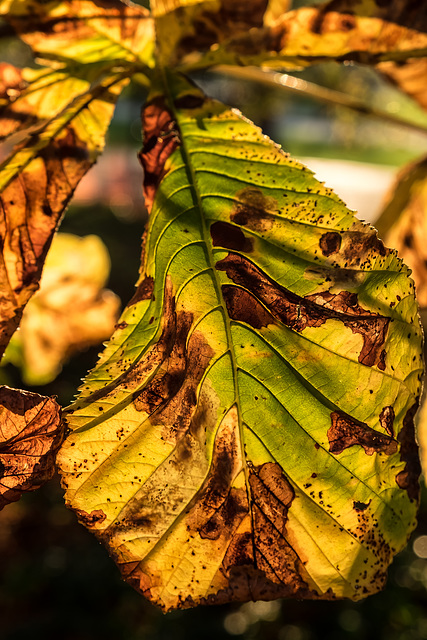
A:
1,0,155,68
58,73,423,610
0,63,127,356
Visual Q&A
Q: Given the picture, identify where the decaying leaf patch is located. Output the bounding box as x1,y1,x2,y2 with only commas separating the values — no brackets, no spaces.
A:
58,75,423,611
0,386,62,510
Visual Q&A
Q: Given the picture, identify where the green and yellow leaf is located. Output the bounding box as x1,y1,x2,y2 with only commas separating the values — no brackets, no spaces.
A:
58,73,423,611
152,0,427,71
4,233,120,385
375,155,427,309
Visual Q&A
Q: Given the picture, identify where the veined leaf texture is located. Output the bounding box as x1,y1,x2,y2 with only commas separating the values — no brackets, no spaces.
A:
58,72,423,611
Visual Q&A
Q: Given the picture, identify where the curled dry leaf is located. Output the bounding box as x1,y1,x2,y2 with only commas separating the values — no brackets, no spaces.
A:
152,0,427,70
4,233,121,385
0,386,63,510
58,73,423,611
375,155,427,308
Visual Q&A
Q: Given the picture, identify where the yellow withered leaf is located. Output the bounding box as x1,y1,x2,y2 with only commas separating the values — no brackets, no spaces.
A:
4,233,120,385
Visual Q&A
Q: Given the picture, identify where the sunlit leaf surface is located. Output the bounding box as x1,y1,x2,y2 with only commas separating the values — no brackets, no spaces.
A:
0,386,62,509
4,233,120,385
57,73,423,610
375,155,427,309
1,0,154,67
151,0,427,70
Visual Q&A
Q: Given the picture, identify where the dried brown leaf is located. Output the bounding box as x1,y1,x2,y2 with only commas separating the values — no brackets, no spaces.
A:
0,386,63,510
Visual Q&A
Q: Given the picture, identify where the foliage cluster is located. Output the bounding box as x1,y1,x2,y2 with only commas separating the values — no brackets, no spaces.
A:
1,0,427,616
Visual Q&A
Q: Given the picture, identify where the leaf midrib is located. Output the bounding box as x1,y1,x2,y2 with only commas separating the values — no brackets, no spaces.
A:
160,66,256,561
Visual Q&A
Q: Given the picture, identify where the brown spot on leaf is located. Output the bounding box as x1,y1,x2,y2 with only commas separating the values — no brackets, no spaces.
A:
248,463,313,595
230,188,276,233
395,403,420,501
189,406,246,537
222,285,274,329
147,330,214,442
342,230,388,268
353,500,371,512
75,508,106,527
377,349,387,371
200,488,248,540
210,221,253,252
221,529,254,571
139,97,180,213
319,231,342,256
133,288,193,418
350,507,392,574
328,410,398,456
128,276,155,307
174,94,205,110
216,254,389,367
379,406,395,437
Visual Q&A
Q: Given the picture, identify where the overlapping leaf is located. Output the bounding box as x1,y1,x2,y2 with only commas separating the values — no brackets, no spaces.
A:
0,65,126,357
0,0,154,357
1,0,154,67
152,0,427,72
375,155,427,308
58,73,423,611
0,386,62,509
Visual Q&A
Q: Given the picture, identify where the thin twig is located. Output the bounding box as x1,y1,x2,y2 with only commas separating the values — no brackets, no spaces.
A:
212,65,427,137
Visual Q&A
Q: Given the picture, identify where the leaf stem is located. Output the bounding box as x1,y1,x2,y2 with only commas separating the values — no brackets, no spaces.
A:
211,65,427,138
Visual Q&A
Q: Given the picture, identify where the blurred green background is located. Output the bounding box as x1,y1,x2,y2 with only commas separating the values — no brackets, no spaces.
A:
2,8,427,638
